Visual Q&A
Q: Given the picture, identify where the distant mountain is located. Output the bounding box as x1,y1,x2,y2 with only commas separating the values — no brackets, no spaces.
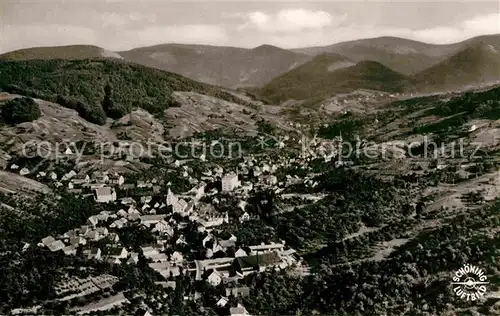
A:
2,34,498,92
413,42,500,92
292,34,500,75
256,54,410,104
0,45,123,60
118,43,311,88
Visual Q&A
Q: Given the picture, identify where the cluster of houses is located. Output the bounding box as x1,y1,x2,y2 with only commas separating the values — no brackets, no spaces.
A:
192,239,301,288
23,150,322,316
54,274,120,301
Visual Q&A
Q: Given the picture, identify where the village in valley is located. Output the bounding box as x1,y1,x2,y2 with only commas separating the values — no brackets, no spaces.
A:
9,132,335,315
3,86,500,315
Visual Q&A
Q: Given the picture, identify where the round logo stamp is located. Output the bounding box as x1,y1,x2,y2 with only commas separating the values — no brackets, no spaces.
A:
452,264,489,301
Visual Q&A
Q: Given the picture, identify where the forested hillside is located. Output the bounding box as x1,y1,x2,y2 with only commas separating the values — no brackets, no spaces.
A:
0,59,247,124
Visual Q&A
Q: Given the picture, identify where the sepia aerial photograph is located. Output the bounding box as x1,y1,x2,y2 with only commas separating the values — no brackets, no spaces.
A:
0,0,499,315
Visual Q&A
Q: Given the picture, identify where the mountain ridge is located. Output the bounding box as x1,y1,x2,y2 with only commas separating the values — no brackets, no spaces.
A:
256,53,410,103
1,34,498,93
412,41,500,92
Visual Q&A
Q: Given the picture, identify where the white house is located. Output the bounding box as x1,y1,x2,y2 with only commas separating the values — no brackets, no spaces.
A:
62,170,77,181
166,188,177,206
152,220,175,237
173,198,190,216
110,218,128,229
87,215,99,227
170,251,184,264
189,182,206,200
62,245,77,256
230,304,250,316
222,173,240,192
116,209,128,217
216,297,229,307
260,174,278,186
72,174,90,186
127,252,139,265
249,242,285,255
234,248,248,257
48,240,65,252
127,206,141,215
141,196,153,204
19,168,30,176
238,200,248,211
239,212,251,223
198,212,229,229
94,187,117,203
207,270,223,286
41,236,56,248
141,246,160,258
49,172,58,180
39,236,65,252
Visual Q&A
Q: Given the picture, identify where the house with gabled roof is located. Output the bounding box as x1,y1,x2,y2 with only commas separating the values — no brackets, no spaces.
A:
248,242,285,255
87,215,99,227
107,257,122,265
189,182,206,200
63,245,77,256
239,212,251,223
232,251,281,275
172,198,189,216
116,209,128,217
110,217,128,229
207,270,223,286
230,304,250,316
127,205,140,215
140,214,167,228
225,286,250,298
91,171,109,183
41,236,56,248
170,251,184,265
120,197,136,206
105,246,128,260
216,296,228,307
234,248,248,257
94,187,116,203
72,174,90,185
108,174,124,186
222,173,240,191
127,252,139,265
48,240,65,252
152,220,174,237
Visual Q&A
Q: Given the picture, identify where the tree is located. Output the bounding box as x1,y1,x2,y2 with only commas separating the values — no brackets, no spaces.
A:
102,83,113,114
1,97,41,124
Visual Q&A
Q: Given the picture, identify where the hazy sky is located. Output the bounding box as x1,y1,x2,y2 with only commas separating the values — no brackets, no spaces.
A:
1,1,499,53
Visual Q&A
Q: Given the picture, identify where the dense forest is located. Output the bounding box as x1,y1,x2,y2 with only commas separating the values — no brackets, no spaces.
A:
0,59,249,124
0,96,41,125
